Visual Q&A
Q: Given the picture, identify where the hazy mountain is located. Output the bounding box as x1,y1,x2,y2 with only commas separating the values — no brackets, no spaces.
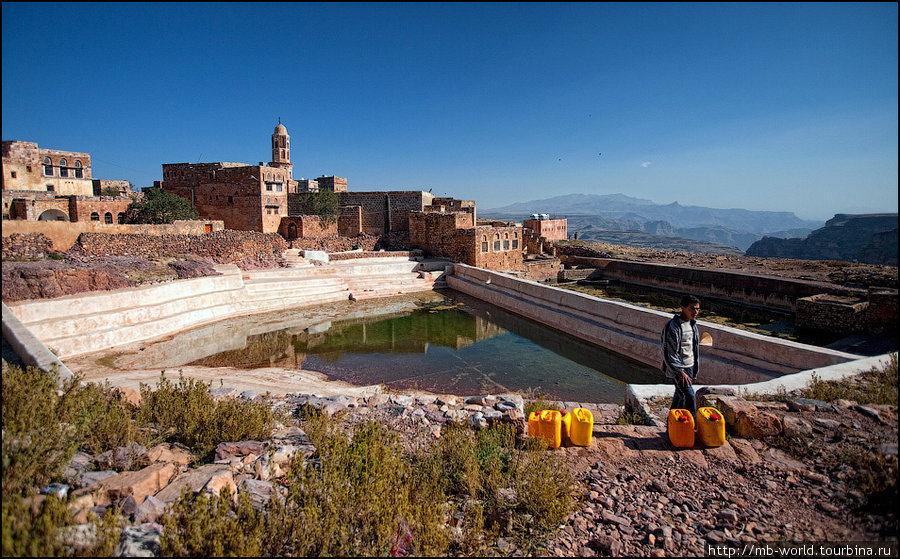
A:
746,214,898,265
484,193,821,234
482,193,822,251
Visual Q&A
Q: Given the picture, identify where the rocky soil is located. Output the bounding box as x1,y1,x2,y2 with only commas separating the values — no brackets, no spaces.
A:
21,379,896,557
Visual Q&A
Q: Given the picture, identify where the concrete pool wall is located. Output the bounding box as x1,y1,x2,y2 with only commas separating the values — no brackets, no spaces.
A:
5,256,439,360
447,264,863,385
3,257,883,401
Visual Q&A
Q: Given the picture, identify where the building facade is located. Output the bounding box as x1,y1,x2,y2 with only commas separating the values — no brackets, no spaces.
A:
2,140,132,222
2,141,94,196
523,216,567,241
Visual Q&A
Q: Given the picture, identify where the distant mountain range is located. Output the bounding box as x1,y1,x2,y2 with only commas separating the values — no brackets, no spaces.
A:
482,193,823,251
746,214,898,266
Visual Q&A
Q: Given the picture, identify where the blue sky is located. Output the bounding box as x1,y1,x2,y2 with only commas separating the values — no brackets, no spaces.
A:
2,2,897,221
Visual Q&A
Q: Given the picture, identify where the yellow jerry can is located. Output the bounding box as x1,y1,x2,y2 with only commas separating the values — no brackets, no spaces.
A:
569,407,593,447
538,409,563,449
528,411,541,438
667,408,695,448
697,406,726,447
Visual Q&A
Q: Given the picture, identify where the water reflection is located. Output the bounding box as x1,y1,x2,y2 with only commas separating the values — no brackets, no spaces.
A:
181,292,662,403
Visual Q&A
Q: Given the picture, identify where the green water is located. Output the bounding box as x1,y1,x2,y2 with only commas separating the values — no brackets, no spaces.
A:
187,291,661,403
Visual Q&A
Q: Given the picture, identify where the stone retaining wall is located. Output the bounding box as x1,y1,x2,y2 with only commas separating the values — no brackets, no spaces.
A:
1,219,224,251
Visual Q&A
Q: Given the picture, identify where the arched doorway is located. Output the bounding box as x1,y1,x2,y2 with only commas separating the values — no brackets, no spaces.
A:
287,222,298,241
38,209,69,221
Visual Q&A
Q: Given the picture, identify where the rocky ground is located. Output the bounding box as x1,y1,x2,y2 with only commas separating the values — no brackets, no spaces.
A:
16,377,895,557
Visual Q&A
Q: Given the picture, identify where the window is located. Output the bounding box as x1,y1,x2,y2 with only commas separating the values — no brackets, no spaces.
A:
481,242,488,252
90,212,100,221
43,157,53,176
276,184,282,191
46,184,54,192
503,240,510,250
493,241,500,251
26,166,31,172
117,213,125,224
10,171,16,179
266,184,273,191
59,158,68,177
512,240,518,249
104,212,113,224
266,173,271,181
228,196,233,204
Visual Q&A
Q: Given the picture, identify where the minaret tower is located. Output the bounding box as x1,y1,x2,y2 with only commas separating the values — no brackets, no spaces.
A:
270,118,293,179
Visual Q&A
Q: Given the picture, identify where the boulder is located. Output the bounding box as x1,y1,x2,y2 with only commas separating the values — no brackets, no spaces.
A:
215,441,266,461
782,416,813,437
734,410,783,439
152,463,231,503
94,462,177,506
147,443,195,466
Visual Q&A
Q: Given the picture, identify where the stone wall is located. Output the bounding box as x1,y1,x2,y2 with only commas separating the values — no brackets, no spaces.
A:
2,232,55,259
1,219,224,251
277,215,337,240
795,295,869,334
338,205,362,237
523,257,562,282
339,191,433,235
70,230,287,267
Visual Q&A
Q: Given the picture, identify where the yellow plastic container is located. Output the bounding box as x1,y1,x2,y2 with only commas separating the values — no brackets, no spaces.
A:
697,407,726,447
536,410,563,449
667,409,695,448
569,408,594,447
528,411,541,438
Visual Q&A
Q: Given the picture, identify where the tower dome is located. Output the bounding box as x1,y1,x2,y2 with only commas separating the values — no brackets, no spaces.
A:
274,122,287,135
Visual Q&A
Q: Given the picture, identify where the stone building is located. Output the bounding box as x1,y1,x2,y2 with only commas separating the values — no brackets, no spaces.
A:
409,210,524,271
2,140,94,195
2,140,132,222
523,215,567,241
159,122,354,235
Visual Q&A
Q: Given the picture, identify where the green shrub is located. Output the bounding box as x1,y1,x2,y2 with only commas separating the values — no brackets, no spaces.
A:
1,493,70,557
522,391,561,417
137,372,279,460
269,418,448,557
63,381,143,457
1,366,84,496
159,488,266,557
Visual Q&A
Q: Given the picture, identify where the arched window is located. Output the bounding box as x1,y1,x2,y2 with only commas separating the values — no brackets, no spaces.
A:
90,212,100,221
43,157,53,176
59,158,68,178
266,173,271,181
104,212,113,224
117,213,125,224
74,160,83,178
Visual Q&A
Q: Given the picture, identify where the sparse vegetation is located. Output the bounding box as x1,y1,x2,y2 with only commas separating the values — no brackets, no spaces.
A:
2,364,576,556
137,372,281,461
802,354,898,406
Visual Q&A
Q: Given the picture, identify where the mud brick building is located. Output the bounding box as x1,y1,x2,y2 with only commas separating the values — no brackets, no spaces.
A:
2,140,133,223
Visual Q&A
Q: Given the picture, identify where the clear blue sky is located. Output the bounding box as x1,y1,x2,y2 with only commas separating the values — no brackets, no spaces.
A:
2,2,897,221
